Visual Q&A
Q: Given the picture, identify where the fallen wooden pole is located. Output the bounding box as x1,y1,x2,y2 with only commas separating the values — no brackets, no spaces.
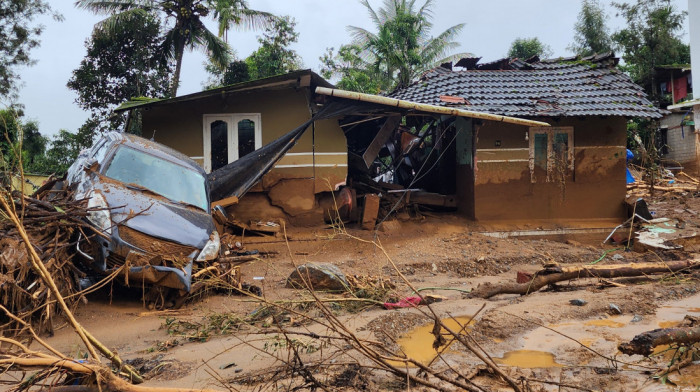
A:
0,355,218,392
619,326,700,356
470,260,699,299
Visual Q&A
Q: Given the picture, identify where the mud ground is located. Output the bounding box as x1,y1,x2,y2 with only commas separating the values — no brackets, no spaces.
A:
42,191,700,391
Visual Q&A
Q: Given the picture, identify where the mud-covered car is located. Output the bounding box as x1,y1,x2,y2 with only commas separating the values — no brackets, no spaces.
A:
66,132,219,291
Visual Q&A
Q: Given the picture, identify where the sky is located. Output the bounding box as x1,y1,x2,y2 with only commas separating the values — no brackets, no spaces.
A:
13,0,690,138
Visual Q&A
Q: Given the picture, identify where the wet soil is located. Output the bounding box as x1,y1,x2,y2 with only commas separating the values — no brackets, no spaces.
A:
37,192,700,391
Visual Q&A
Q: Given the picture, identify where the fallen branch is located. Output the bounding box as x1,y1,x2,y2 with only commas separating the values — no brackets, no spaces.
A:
0,192,144,383
626,184,698,191
470,260,699,299
618,326,700,356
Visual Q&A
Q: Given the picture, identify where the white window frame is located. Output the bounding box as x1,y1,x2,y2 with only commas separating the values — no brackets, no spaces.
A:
202,113,262,173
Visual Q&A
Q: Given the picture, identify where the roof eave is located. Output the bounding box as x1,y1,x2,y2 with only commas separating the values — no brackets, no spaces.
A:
115,69,334,113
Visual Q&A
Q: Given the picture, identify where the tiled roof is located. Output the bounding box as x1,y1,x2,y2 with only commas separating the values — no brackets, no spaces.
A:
390,56,664,119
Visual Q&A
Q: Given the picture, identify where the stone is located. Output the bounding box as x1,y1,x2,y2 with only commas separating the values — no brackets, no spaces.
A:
609,303,622,315
286,263,349,291
569,299,587,306
631,314,643,323
377,219,401,232
611,254,624,261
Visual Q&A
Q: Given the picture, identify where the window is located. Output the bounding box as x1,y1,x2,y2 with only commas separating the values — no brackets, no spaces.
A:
105,146,208,211
529,127,574,183
202,114,262,172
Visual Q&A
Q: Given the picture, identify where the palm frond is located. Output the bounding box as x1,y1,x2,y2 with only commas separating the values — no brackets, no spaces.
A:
228,9,276,31
359,0,382,26
418,22,465,57
159,28,177,61
347,25,377,47
91,8,150,36
417,0,435,20
193,24,233,70
74,0,152,15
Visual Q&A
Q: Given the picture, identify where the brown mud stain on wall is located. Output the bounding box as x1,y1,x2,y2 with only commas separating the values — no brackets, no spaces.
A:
471,117,627,222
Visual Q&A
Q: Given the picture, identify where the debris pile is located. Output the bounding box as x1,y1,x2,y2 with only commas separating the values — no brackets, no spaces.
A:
0,180,98,336
627,167,700,195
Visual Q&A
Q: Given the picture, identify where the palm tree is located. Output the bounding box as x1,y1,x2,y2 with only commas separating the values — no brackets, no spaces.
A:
76,0,275,97
348,0,466,90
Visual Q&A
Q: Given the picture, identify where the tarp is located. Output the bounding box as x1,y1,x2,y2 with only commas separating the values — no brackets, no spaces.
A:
207,100,383,201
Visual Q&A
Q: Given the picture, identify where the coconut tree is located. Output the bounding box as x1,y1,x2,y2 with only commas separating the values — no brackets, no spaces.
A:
347,0,466,90
76,0,275,97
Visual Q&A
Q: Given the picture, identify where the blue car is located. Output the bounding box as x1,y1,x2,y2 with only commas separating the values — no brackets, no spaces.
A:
65,132,220,291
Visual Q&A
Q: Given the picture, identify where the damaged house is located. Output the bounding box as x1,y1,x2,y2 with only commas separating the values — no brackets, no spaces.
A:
116,54,664,228
378,53,666,224
116,70,348,225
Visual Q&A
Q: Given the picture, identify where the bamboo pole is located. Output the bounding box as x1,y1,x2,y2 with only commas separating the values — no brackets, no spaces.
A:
315,86,552,127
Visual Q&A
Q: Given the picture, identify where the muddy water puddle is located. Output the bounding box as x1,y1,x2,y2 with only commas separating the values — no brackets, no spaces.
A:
583,318,626,328
494,350,563,368
389,294,700,376
391,316,476,366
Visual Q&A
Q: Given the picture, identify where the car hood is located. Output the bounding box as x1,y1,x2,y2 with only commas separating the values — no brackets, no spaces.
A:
97,181,214,249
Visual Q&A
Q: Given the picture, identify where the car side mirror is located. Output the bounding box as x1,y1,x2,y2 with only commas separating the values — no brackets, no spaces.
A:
83,158,99,171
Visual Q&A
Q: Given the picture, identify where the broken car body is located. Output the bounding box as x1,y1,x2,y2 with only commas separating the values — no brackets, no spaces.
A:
66,132,220,291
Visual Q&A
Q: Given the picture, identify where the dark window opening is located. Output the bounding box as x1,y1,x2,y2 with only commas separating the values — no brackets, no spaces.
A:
238,119,256,158
211,120,228,171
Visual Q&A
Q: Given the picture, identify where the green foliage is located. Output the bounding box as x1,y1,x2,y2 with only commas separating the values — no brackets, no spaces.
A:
612,0,689,101
36,126,93,176
507,37,553,59
339,0,466,91
246,16,302,80
569,0,613,56
77,0,275,97
67,13,172,136
223,60,250,85
0,0,59,100
320,45,383,94
0,107,86,176
204,16,300,89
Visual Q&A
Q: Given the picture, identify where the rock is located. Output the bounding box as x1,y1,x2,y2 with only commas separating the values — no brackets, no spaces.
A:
609,303,622,315
611,254,624,261
286,263,349,291
570,299,587,306
377,219,401,232
631,314,643,323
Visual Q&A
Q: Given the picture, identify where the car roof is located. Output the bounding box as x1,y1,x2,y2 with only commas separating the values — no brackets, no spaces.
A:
104,132,205,175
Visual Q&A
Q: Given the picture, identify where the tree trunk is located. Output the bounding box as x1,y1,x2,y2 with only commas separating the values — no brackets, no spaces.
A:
469,260,699,299
170,40,186,97
619,326,700,356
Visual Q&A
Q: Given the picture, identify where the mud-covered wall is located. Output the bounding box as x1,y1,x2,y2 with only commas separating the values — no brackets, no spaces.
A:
472,117,627,222
140,86,347,194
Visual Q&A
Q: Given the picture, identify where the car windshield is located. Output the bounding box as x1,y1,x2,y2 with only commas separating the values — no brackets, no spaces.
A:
104,146,208,211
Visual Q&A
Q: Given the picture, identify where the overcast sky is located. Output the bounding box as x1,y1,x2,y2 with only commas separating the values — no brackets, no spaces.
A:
13,0,690,138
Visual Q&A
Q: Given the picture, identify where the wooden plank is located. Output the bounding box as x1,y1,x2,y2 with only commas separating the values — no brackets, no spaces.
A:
361,194,380,230
362,115,401,168
211,195,239,209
